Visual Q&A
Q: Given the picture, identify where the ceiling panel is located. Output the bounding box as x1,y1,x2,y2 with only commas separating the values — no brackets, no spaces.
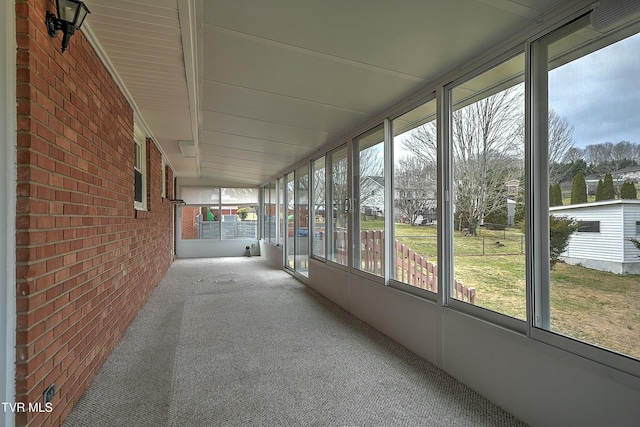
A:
201,111,338,148
202,26,424,114
200,132,311,159
202,80,373,135
84,0,565,186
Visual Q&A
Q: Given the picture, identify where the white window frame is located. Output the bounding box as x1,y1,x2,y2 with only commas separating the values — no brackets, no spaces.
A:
442,48,528,334
161,157,167,199
528,13,640,378
134,124,147,210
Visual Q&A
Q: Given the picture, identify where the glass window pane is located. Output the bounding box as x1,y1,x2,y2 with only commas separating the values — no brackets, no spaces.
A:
450,53,526,320
312,157,326,259
222,205,257,239
181,187,220,205
263,186,269,240
269,181,277,242
543,19,640,360
392,98,438,292
329,145,349,266
181,206,221,240
179,187,258,241
221,188,259,204
181,206,204,240
286,174,295,269
278,178,285,245
295,165,309,276
354,125,385,276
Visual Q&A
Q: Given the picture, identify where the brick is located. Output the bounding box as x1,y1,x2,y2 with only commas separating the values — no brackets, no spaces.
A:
14,2,173,425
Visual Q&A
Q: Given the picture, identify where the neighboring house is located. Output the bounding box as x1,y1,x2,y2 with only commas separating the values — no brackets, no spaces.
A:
617,165,640,181
360,176,385,217
550,200,640,274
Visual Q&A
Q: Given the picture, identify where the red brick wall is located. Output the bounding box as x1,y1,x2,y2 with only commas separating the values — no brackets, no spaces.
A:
181,206,200,239
14,1,174,425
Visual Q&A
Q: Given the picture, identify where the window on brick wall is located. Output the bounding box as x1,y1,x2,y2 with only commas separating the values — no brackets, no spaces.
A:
161,157,167,199
134,125,147,210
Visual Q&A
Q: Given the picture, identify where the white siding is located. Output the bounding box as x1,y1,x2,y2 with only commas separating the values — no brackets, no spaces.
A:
554,204,624,262
623,204,640,262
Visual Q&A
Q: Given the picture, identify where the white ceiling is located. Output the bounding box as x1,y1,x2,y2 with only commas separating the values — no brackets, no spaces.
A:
83,0,565,187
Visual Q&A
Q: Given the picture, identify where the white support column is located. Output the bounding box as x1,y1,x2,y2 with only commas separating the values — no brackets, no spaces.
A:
383,119,393,283
1,0,17,424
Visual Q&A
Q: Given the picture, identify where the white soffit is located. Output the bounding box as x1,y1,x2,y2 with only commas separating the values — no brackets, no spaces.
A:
83,0,197,177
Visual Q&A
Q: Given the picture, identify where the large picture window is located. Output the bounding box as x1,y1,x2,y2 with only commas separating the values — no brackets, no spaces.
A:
264,181,277,244
312,157,326,259
328,145,349,266
448,53,526,321
392,98,438,293
534,16,640,361
278,178,284,245
354,125,385,277
286,173,295,269
180,187,258,240
295,165,310,276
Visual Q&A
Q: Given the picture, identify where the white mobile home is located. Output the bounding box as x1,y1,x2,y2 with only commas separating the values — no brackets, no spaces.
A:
550,200,640,274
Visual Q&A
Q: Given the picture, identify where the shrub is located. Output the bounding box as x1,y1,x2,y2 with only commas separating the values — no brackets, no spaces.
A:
519,215,578,269
549,215,578,269
236,207,249,220
629,238,640,257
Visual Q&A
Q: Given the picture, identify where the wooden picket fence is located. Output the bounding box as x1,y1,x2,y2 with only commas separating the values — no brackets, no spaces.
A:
331,228,476,304
395,240,437,292
362,231,476,304
393,240,476,303
361,230,385,275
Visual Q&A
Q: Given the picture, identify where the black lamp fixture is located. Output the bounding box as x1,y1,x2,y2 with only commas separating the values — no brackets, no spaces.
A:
46,0,91,53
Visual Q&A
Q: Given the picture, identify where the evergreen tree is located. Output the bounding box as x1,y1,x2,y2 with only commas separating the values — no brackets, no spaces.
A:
570,171,587,204
595,179,604,201
601,172,615,200
549,183,563,206
620,181,638,199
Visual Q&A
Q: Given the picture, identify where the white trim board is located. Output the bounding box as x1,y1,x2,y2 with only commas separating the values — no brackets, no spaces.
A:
1,0,17,424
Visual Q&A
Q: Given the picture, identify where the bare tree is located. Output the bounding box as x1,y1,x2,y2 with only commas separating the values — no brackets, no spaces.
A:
585,142,614,168
394,155,436,225
548,109,576,183
327,148,350,228
634,144,640,164
313,163,326,216
404,120,438,165
611,141,637,173
407,85,524,235
401,86,524,234
564,146,585,163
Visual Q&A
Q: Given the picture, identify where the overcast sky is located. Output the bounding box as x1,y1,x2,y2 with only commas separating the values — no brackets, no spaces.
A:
549,31,640,148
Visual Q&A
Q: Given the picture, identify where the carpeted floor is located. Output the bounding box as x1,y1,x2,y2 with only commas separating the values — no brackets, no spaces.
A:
62,257,527,427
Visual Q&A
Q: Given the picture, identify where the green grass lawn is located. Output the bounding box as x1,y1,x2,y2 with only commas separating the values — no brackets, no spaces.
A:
358,219,640,360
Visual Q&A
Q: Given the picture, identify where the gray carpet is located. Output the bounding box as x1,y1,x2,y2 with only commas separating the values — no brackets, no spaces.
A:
62,257,527,427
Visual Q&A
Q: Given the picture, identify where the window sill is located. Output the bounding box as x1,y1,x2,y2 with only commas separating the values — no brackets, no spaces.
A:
135,209,151,219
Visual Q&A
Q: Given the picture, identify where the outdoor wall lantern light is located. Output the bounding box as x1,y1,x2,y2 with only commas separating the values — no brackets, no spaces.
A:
46,0,91,53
